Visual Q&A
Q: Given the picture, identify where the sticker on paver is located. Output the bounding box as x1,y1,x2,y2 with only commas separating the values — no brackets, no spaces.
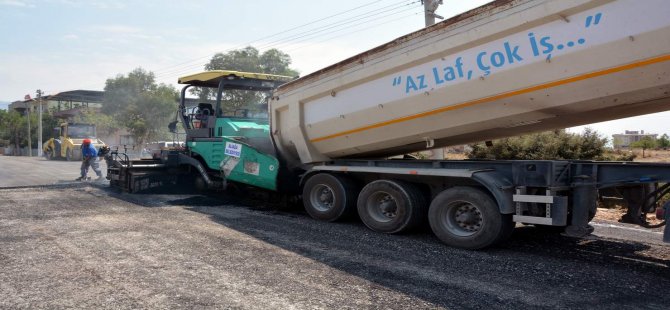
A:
220,157,240,177
244,161,260,176
224,142,242,158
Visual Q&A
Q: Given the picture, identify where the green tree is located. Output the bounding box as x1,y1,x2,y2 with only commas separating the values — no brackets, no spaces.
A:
205,46,298,76
74,109,119,141
0,109,6,133
259,49,299,75
630,136,657,158
468,128,626,161
0,110,27,154
103,68,178,145
577,127,606,159
0,109,60,154
0,109,10,147
658,133,670,149
195,46,298,113
102,68,157,115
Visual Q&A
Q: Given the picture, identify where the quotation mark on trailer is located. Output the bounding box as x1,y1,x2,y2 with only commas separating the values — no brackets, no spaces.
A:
392,12,605,94
585,13,603,28
532,13,602,61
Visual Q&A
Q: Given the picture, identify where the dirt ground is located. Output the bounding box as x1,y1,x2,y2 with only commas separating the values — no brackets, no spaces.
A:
631,149,670,163
594,206,663,225
1,184,670,309
1,156,669,309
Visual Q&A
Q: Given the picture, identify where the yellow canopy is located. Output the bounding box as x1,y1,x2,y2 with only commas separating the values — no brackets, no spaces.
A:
178,70,293,87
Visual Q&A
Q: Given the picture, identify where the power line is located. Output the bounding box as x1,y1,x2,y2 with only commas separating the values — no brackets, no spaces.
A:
154,1,421,81
153,1,417,79
254,0,418,51
271,5,422,52
152,0,405,76
285,9,424,54
250,0,399,44
37,0,436,95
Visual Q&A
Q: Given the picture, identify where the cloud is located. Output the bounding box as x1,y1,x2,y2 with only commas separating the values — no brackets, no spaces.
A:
92,25,141,34
46,0,125,9
89,1,125,9
284,41,368,76
130,33,163,41
0,41,239,101
0,0,35,8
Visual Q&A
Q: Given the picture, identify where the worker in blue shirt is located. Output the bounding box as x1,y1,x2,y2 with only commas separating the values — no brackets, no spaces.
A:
76,139,103,181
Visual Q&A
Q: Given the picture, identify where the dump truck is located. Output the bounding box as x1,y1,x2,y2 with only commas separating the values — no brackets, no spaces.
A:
108,0,670,249
43,122,105,161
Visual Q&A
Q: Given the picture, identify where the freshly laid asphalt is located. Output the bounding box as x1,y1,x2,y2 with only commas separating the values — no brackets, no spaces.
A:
1,156,669,309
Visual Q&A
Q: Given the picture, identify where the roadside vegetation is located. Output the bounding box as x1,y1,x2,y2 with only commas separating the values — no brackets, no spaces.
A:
467,128,637,161
630,134,670,158
0,109,59,155
191,46,298,114
0,46,298,150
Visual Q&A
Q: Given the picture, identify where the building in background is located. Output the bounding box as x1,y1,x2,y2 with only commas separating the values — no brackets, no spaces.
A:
612,130,658,148
9,90,104,119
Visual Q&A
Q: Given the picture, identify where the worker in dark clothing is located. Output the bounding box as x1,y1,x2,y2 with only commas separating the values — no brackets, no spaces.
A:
76,139,103,181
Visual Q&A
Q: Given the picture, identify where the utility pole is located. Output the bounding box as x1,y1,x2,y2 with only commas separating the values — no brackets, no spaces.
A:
26,101,31,157
423,0,445,159
37,89,43,157
422,0,444,27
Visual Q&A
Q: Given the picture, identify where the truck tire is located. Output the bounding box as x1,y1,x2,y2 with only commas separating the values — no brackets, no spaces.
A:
302,173,357,222
357,180,427,234
428,186,513,249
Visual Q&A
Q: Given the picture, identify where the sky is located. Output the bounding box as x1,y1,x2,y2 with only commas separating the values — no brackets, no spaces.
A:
1,0,668,139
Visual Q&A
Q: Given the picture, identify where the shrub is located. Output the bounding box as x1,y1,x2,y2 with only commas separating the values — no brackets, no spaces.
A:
467,128,633,161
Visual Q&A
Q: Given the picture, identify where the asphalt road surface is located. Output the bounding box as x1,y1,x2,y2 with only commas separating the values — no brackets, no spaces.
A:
0,156,107,186
1,156,669,309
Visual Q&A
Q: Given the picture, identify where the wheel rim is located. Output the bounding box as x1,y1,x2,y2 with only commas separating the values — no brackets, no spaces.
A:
309,184,335,212
439,200,484,237
365,191,397,223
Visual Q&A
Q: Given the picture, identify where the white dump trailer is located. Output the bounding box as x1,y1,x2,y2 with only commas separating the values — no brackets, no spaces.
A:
110,0,670,249
267,0,670,249
272,0,670,165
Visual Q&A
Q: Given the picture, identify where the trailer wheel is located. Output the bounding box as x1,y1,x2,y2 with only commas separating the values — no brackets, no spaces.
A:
429,187,512,249
357,180,427,234
302,173,357,222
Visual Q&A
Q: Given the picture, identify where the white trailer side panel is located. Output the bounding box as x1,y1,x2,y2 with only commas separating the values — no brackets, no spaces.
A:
272,0,670,165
